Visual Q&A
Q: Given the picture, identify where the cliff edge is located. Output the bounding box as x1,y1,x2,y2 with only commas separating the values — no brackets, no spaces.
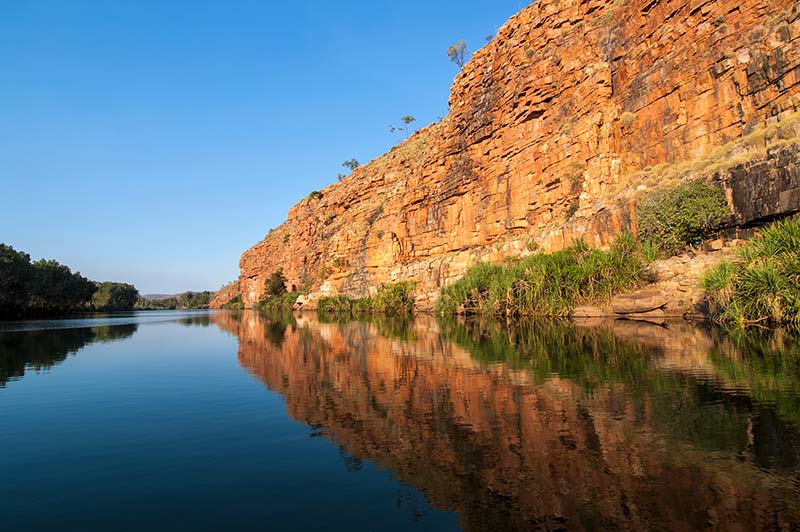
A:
212,0,800,310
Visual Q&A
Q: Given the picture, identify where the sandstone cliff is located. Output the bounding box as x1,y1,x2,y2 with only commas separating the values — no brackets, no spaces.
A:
212,0,800,310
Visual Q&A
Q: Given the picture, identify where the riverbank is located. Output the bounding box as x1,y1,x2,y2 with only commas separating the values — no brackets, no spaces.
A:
572,239,742,323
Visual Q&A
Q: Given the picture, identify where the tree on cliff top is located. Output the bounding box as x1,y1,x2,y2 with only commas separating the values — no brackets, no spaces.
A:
401,115,416,137
342,159,360,172
447,40,467,69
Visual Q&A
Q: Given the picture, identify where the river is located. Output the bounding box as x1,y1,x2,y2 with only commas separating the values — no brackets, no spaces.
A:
1,310,799,531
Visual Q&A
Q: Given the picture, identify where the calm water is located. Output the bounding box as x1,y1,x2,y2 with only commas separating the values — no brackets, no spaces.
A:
2,310,800,531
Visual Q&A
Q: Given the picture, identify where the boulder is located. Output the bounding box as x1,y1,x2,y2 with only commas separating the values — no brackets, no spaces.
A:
622,309,667,325
572,305,607,318
611,288,669,315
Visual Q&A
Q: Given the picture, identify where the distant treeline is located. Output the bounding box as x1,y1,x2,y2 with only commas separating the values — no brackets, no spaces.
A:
0,244,140,318
134,291,215,310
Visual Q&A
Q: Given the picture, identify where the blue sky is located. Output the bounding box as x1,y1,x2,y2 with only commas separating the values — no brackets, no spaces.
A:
1,1,527,294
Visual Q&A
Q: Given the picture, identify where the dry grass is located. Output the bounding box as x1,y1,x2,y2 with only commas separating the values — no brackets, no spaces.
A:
633,112,800,191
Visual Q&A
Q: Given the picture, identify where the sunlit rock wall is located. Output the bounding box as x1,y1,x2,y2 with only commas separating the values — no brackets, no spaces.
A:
212,0,800,309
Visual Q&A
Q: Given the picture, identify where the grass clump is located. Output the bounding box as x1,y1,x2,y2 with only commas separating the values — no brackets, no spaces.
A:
620,111,637,130
258,292,299,312
637,180,730,254
317,281,416,316
437,233,648,317
703,216,800,327
222,295,245,310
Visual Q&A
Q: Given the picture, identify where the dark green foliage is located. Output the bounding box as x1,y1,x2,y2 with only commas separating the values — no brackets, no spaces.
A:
703,216,800,327
134,291,214,310
264,269,288,299
316,295,354,314
317,281,416,316
0,243,151,316
401,115,415,137
256,269,296,311
0,243,103,317
0,244,33,316
93,282,140,311
308,190,324,200
178,291,214,309
342,159,360,171
637,181,730,253
27,259,97,314
437,234,647,317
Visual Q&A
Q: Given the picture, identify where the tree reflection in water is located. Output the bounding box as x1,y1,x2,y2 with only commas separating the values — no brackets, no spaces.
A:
0,324,138,387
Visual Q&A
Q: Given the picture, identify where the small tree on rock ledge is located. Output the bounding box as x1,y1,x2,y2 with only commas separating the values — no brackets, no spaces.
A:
264,268,288,299
447,40,467,69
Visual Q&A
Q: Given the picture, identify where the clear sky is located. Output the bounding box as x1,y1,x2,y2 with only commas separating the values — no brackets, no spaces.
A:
1,1,528,294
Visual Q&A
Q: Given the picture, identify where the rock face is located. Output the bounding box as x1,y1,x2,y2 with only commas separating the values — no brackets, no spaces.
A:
610,288,670,314
725,142,800,226
212,0,800,310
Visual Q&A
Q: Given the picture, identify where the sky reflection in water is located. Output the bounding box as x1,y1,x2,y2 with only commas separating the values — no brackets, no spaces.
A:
1,310,799,531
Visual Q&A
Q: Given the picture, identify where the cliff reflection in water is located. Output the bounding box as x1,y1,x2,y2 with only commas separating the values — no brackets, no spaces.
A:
213,311,800,531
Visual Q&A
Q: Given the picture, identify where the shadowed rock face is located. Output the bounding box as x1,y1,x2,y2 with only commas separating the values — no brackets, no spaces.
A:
212,0,800,310
212,311,800,531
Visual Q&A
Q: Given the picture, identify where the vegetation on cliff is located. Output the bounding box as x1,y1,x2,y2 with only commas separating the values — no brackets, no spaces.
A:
636,181,730,254
0,243,131,318
626,112,800,192
703,217,800,327
318,281,416,316
222,295,245,310
254,269,300,312
437,234,648,317
258,293,300,313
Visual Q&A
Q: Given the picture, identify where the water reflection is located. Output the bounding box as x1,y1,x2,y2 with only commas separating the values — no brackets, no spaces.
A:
0,324,138,387
213,311,800,531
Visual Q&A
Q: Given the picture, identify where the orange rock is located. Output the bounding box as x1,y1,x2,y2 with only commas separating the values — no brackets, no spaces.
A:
212,0,800,310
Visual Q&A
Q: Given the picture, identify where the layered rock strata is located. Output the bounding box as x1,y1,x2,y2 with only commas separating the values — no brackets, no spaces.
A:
212,0,800,309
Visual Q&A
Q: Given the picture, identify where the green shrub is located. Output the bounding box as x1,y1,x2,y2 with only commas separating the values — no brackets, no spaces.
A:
703,216,800,327
317,295,353,314
437,233,648,317
316,281,416,316
264,269,288,299
308,190,324,200
637,180,730,254
222,295,245,310
258,292,299,312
